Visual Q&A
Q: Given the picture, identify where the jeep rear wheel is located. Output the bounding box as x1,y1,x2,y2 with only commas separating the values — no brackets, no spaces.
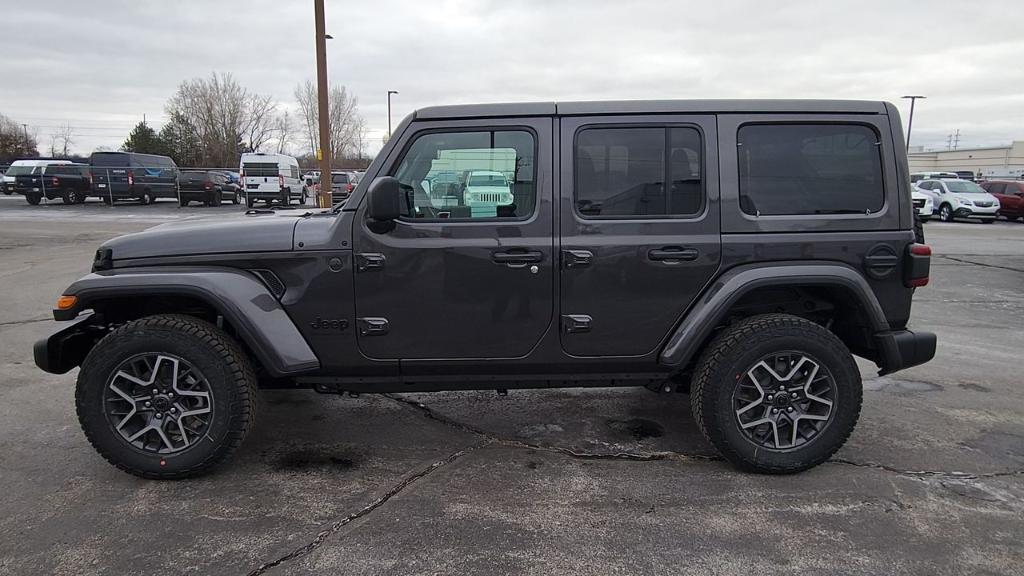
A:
26,193,42,205
75,315,257,479
690,313,861,474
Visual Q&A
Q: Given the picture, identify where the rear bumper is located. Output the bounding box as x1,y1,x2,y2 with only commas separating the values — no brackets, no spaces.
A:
874,329,937,376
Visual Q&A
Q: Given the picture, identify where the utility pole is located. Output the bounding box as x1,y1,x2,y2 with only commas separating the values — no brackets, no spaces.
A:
21,123,29,150
901,95,926,151
952,129,960,150
946,133,953,151
387,90,399,139
314,0,332,208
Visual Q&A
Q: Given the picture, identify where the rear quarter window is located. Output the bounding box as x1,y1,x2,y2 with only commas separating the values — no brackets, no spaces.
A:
738,123,884,216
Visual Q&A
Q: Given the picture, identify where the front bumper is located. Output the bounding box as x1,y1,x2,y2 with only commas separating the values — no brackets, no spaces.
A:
874,329,937,376
33,314,105,374
953,205,998,219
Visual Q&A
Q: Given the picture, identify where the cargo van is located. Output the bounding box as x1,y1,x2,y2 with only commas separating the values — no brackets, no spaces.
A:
239,153,304,207
89,152,179,204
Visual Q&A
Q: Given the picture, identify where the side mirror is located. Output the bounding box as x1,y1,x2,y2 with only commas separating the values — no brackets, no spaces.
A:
366,176,401,221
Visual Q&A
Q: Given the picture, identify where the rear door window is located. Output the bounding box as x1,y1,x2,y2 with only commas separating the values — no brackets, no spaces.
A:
987,183,1006,194
737,123,884,216
575,126,703,218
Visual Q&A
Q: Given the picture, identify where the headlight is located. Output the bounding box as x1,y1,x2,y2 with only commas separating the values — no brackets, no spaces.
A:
955,196,973,206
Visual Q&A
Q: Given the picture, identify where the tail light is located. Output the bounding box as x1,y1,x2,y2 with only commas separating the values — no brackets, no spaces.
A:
128,173,134,187
51,177,60,187
279,174,284,188
905,244,931,288
205,181,212,190
346,183,354,192
85,171,92,185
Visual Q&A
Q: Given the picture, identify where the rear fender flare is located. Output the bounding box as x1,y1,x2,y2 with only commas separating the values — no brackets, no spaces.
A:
659,262,890,368
58,266,320,377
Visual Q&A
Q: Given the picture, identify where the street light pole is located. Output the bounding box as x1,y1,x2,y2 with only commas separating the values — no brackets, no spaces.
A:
314,0,332,208
387,90,399,139
901,95,926,152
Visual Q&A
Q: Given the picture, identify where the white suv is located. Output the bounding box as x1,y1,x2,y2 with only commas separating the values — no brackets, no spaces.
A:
917,179,1000,223
912,189,934,221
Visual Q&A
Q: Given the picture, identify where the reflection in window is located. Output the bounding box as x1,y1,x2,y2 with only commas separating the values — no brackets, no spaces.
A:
392,130,535,219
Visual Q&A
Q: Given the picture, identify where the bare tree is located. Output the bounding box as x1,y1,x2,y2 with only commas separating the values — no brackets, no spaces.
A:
244,93,277,153
165,72,279,166
274,111,295,155
46,123,74,157
293,80,366,162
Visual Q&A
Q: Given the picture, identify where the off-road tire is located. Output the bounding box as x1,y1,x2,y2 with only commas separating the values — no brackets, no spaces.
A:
690,313,862,474
139,190,153,205
26,194,41,205
76,314,258,479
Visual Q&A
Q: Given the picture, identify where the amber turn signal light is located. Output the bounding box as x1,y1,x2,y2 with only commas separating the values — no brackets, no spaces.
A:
56,295,78,310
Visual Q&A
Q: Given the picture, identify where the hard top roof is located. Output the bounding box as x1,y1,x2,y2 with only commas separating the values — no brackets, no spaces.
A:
414,99,890,120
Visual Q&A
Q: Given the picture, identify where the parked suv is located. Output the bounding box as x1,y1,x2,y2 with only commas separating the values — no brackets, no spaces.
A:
34,100,935,479
178,171,237,207
918,178,1000,223
979,180,1024,221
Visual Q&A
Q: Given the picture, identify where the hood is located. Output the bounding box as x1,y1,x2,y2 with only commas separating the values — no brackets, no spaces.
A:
101,211,305,261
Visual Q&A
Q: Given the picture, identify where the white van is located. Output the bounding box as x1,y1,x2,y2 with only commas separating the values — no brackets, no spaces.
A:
3,159,73,195
239,153,304,208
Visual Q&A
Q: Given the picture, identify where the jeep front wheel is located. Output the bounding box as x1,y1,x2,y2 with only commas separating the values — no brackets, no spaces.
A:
690,314,861,474
75,315,257,479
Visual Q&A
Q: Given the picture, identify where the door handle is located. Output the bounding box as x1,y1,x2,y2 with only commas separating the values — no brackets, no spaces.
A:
492,250,543,267
563,249,594,268
648,247,699,262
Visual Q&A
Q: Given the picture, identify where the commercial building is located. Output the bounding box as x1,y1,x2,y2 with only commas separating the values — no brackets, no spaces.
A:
908,141,1024,179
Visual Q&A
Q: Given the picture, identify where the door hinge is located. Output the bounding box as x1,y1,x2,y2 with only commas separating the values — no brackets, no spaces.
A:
356,317,390,336
356,253,386,272
562,249,593,268
562,314,592,334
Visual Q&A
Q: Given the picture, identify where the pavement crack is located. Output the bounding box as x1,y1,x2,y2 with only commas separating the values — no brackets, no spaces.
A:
386,394,1024,478
246,441,485,576
0,316,51,327
384,393,722,464
936,255,1024,274
827,458,1024,481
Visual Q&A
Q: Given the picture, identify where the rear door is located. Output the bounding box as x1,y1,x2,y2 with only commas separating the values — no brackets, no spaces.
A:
559,115,721,356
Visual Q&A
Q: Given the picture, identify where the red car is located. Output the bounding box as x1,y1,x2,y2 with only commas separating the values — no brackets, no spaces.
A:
980,180,1024,221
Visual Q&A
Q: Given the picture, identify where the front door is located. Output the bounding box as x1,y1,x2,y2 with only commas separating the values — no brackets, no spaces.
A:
353,118,554,360
559,115,721,357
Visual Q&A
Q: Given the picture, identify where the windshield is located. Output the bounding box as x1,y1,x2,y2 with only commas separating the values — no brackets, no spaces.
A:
945,181,986,194
5,166,39,176
469,175,506,187
332,174,349,184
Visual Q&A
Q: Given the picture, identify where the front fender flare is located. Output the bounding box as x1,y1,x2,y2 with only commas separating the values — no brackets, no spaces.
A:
658,262,890,369
54,266,320,377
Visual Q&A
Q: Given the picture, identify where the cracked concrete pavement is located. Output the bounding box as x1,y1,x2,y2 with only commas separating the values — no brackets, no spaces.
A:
0,198,1022,575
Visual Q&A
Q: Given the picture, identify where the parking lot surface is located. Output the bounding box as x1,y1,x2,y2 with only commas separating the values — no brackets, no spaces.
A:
0,196,1022,575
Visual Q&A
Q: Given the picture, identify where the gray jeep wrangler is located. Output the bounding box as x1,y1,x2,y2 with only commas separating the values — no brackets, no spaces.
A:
34,100,936,479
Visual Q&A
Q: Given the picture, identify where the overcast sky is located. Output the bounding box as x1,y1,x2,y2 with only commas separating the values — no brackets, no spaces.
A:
4,0,1022,156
